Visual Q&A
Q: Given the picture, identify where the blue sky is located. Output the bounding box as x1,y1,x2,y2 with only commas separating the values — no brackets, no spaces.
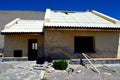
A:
0,0,120,20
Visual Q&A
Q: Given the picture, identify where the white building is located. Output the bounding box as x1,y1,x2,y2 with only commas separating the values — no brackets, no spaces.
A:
1,9,120,60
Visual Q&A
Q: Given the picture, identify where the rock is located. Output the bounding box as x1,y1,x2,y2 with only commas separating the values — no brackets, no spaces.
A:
103,72,112,75
40,71,45,79
76,70,81,73
30,68,33,71
47,67,55,73
33,66,45,70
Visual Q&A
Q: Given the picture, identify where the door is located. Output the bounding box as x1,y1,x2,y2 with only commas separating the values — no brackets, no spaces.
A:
28,39,38,60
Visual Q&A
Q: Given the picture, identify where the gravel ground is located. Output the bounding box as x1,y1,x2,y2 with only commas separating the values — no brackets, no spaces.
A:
45,64,120,80
1,61,120,80
0,61,42,80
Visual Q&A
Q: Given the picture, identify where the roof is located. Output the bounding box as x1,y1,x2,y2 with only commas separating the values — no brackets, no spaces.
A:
44,9,120,29
1,9,120,34
0,11,45,32
1,18,44,33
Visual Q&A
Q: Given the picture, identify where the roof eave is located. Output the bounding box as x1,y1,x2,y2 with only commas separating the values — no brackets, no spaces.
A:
44,26,120,31
1,32,44,35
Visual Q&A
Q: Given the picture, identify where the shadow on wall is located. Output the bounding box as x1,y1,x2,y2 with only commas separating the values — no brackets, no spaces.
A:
47,46,74,59
37,45,44,57
49,52,70,60
39,46,117,59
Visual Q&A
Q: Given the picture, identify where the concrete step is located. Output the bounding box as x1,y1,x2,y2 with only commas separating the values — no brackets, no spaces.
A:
2,57,28,61
70,59,120,64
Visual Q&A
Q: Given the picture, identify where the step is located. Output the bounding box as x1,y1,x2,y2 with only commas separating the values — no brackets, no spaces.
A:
2,57,28,61
70,59,120,64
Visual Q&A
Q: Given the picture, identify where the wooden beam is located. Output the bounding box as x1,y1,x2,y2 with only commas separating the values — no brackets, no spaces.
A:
82,53,101,73
85,54,116,72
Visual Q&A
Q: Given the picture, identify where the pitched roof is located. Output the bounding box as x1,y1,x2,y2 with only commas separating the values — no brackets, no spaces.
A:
1,9,120,34
1,18,44,33
44,9,120,29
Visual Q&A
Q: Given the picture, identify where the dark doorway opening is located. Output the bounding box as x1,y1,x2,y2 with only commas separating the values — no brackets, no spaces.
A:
28,39,38,60
14,50,22,57
74,36,95,53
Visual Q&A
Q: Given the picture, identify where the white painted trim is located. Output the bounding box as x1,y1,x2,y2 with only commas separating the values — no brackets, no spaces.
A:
92,10,120,24
5,18,20,28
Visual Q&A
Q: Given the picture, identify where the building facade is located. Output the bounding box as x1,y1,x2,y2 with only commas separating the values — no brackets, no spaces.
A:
1,9,120,60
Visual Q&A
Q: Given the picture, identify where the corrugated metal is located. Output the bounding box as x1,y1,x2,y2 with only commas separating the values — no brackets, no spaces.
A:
45,23,120,28
45,10,120,28
1,20,44,33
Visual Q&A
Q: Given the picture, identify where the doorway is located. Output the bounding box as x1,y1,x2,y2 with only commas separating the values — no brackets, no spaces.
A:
74,36,95,53
28,39,38,60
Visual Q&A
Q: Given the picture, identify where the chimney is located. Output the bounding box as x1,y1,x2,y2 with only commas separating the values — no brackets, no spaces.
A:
45,9,51,22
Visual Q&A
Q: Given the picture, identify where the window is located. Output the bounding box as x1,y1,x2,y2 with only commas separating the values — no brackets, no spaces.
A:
14,50,22,57
32,43,37,50
74,36,95,53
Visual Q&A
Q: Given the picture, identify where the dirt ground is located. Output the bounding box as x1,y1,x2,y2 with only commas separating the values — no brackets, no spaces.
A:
0,61,42,80
44,64,120,80
0,61,120,80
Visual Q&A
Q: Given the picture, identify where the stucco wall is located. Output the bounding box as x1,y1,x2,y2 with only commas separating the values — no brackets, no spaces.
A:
117,33,120,58
4,34,44,57
45,29,119,59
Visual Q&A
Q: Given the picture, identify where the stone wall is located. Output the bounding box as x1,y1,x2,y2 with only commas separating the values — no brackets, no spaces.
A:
4,34,44,57
45,29,119,59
